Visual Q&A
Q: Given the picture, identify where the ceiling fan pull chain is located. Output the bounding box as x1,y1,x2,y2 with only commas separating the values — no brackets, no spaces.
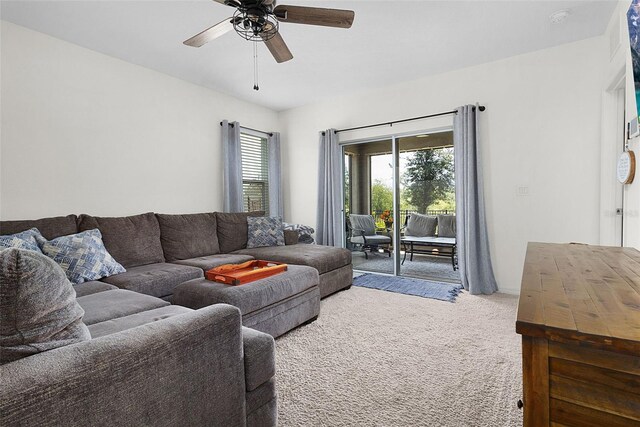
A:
253,41,260,91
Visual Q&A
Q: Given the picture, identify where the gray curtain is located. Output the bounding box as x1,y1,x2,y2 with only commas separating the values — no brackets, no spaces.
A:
221,120,243,212
454,105,498,295
316,129,343,246
268,132,284,218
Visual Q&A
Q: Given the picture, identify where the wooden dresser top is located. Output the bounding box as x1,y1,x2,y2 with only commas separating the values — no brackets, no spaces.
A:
516,242,640,355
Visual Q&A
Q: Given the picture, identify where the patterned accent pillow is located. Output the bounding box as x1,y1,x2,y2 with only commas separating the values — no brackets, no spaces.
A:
36,229,126,284
0,228,44,253
247,217,285,249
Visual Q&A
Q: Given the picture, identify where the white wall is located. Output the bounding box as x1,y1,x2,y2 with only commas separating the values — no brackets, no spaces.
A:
0,21,278,219
279,36,607,294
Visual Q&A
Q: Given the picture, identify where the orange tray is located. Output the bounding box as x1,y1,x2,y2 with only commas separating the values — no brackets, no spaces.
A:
205,260,288,286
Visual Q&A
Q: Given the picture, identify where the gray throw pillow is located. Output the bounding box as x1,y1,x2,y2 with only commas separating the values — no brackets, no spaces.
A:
247,217,285,248
405,214,437,237
0,248,90,365
437,215,456,238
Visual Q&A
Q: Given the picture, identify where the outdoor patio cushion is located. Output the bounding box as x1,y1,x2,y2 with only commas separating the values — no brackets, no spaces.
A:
78,212,165,268
76,289,169,326
88,305,192,338
216,211,264,253
172,254,255,271
156,212,220,261
101,263,203,298
73,281,118,298
350,235,391,245
348,214,377,236
0,215,78,240
233,244,351,275
437,215,456,238
405,213,437,237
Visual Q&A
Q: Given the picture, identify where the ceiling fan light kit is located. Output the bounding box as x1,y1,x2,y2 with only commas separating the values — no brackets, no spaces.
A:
183,0,355,67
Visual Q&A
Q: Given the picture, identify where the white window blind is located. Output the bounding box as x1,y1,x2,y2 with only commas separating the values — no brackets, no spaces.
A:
240,131,269,214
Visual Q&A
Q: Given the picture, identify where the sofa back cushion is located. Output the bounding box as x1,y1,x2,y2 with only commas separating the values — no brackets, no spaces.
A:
156,213,220,261
77,213,165,268
0,215,78,240
0,248,91,365
216,211,264,254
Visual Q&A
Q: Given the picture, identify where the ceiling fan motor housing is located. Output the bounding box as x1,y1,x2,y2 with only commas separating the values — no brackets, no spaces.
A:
233,2,278,41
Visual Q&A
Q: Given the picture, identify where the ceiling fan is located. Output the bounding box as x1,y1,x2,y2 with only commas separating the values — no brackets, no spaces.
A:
183,0,355,63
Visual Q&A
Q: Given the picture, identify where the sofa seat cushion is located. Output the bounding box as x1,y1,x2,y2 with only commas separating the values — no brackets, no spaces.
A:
76,289,169,325
0,215,78,240
156,213,220,261
101,262,203,298
73,281,118,298
242,327,275,392
172,254,255,271
173,265,318,315
88,305,192,338
78,213,165,268
233,244,352,275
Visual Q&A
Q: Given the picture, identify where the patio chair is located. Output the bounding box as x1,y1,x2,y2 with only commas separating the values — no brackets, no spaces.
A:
348,214,392,259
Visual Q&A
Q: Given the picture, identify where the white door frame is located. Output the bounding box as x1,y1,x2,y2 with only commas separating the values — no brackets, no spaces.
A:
599,67,626,246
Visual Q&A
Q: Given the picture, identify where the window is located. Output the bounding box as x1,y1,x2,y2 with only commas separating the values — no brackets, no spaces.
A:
240,130,269,214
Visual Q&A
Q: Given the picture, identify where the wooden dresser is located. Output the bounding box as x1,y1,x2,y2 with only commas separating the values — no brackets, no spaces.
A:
516,242,640,426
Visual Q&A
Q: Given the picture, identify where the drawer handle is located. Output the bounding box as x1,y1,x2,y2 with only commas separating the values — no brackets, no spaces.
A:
517,399,523,409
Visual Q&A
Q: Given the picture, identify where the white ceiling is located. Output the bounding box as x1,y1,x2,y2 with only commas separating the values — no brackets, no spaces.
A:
1,0,617,111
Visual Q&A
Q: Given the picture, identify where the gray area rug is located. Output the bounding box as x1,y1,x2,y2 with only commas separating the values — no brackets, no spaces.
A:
275,287,522,427
352,252,461,282
353,273,464,302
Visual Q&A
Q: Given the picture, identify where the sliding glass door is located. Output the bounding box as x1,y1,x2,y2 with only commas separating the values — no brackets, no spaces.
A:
342,129,459,283
343,139,394,276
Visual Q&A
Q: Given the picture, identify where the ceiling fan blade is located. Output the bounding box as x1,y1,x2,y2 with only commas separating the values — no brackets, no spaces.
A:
273,5,354,28
261,31,293,63
184,17,236,47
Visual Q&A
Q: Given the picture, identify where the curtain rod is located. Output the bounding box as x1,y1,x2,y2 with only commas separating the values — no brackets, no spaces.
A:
220,121,273,137
330,105,486,135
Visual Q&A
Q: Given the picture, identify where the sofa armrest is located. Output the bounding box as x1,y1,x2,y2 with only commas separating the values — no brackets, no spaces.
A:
0,304,246,427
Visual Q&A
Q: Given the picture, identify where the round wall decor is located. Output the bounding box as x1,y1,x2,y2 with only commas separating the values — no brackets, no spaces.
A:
617,150,636,184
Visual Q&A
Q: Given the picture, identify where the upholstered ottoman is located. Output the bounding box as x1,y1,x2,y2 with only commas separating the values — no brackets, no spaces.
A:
172,265,320,338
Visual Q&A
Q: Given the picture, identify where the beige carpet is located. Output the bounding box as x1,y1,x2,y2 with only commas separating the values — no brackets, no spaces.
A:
275,286,523,427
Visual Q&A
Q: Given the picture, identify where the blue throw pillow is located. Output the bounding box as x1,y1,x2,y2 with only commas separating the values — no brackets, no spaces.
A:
36,229,126,284
247,216,285,248
0,228,43,253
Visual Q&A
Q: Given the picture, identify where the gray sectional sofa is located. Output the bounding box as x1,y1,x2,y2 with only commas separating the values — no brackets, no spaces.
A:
0,211,353,426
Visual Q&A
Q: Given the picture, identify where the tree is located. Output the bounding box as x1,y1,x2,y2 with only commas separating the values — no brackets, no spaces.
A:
370,179,393,214
402,148,454,213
